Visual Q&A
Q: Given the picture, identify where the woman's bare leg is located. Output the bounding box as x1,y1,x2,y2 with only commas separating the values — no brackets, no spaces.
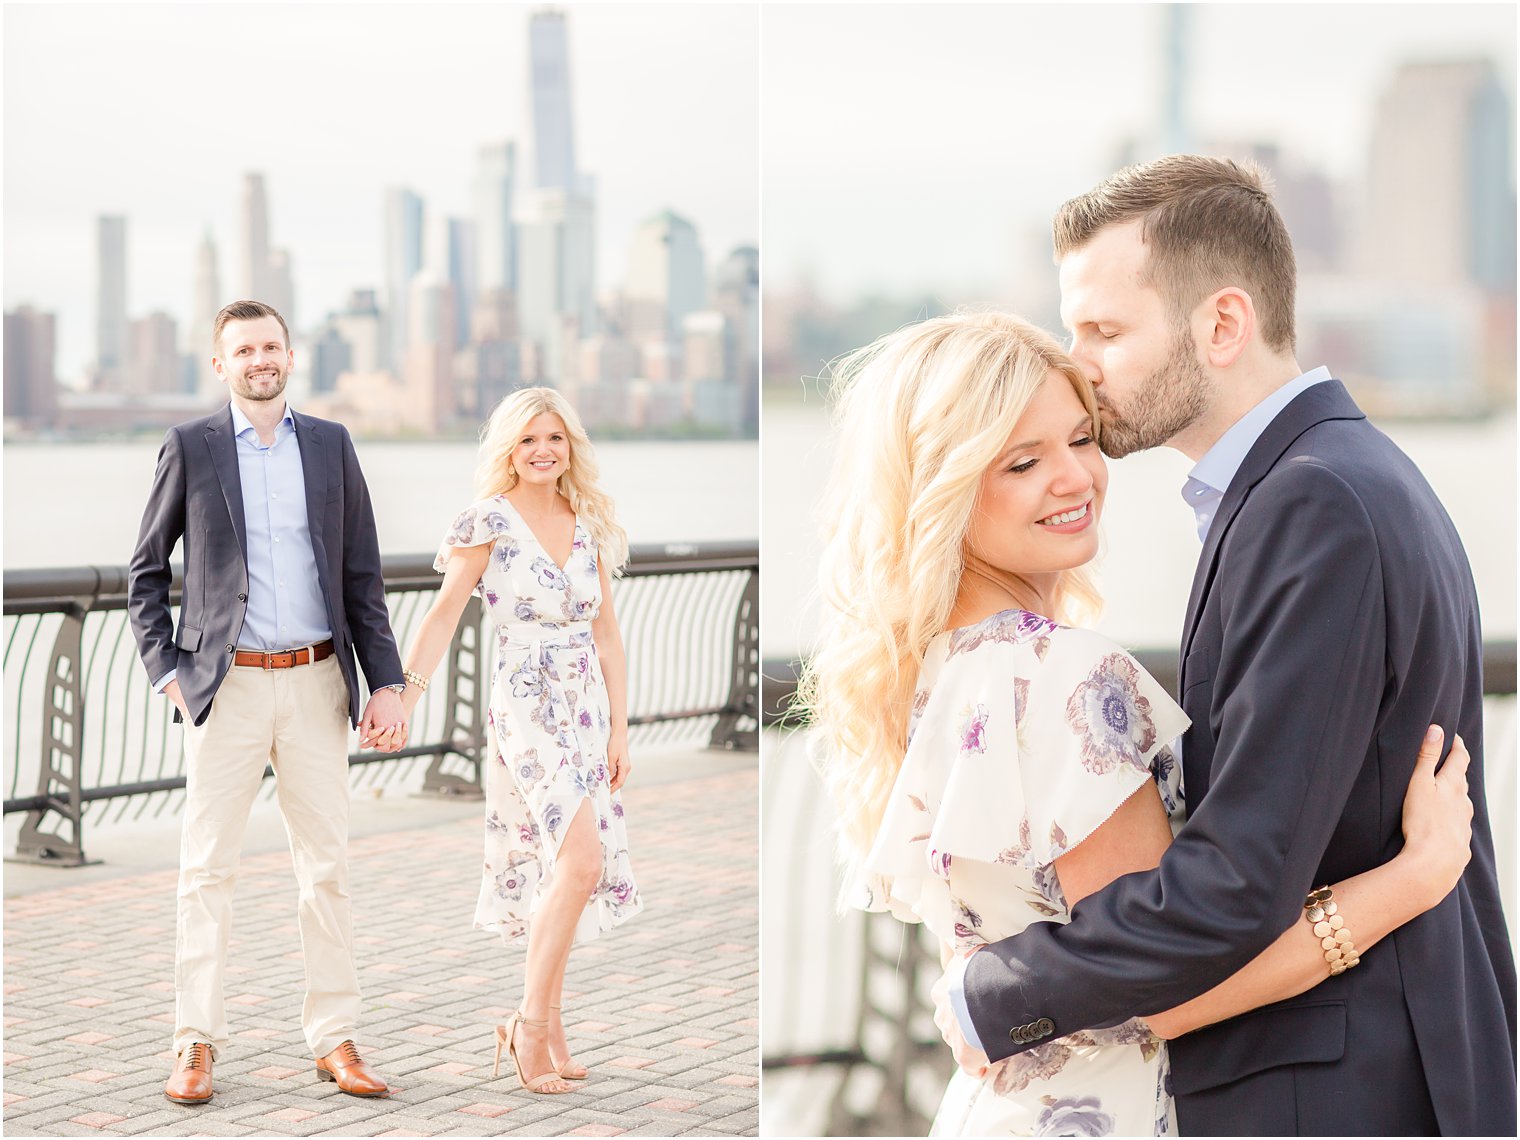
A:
512,801,599,1089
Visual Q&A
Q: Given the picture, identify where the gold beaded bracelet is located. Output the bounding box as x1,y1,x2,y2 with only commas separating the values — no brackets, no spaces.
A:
403,669,429,692
1305,885,1361,975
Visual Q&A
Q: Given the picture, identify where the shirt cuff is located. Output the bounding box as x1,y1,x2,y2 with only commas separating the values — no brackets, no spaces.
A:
152,669,178,694
946,951,984,1053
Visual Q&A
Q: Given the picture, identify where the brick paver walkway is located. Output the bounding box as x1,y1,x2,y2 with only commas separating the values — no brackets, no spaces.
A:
2,766,758,1137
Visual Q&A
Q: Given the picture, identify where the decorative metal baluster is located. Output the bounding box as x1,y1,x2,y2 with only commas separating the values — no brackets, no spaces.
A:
13,595,97,865
710,567,758,750
421,595,486,798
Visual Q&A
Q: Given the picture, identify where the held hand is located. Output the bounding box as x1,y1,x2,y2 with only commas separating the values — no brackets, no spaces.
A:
608,738,632,792
359,689,408,752
163,679,191,721
931,949,991,1079
1399,725,1473,905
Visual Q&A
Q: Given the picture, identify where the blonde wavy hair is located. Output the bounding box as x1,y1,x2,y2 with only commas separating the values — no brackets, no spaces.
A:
797,312,1103,866
474,387,630,572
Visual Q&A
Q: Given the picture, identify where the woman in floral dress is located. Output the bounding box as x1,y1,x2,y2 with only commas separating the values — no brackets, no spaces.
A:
799,313,1473,1136
392,387,640,1095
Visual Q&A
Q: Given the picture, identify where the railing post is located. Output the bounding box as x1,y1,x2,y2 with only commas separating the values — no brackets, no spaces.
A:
13,597,97,865
420,595,486,798
709,566,759,750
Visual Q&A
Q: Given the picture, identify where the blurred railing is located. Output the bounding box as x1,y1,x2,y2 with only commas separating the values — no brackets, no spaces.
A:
2,542,757,866
760,645,1518,1136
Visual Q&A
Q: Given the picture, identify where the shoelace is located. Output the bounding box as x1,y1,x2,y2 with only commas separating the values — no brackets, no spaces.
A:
334,1041,361,1066
184,1043,210,1071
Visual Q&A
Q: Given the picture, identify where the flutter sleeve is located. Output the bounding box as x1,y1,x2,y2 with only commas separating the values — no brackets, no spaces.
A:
1014,626,1190,872
433,499,517,598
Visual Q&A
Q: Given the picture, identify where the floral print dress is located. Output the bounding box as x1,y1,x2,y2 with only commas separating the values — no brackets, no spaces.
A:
863,609,1190,1137
435,496,641,946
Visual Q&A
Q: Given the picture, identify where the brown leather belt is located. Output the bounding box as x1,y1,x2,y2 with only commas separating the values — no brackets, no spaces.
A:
234,640,335,670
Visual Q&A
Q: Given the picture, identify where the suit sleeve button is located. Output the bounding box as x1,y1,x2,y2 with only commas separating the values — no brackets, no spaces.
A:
1036,1018,1055,1036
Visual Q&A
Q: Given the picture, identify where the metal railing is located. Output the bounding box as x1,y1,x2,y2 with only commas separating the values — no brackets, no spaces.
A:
3,542,757,866
760,644,1518,1136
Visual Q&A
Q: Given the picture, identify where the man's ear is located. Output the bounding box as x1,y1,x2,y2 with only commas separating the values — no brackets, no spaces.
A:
1197,287,1254,369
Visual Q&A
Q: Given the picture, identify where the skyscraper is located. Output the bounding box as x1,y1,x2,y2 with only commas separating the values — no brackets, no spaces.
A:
191,230,223,398
239,173,270,300
4,306,58,427
475,142,519,295
517,187,596,382
384,187,425,369
97,215,128,382
1360,58,1517,291
529,10,578,192
625,210,707,344
267,249,296,329
446,217,477,350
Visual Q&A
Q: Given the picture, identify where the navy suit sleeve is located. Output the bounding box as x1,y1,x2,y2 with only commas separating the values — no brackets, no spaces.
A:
128,428,187,688
337,427,403,696
965,461,1388,1061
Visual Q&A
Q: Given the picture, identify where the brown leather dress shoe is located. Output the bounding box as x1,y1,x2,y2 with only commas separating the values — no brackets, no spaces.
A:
165,1042,214,1105
315,1040,389,1097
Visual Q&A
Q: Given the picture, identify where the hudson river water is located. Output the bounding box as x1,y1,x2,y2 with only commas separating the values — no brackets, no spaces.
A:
2,437,758,569
763,402,1517,658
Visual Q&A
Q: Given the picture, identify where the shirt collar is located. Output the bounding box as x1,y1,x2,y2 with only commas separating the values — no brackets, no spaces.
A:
229,400,296,441
1187,367,1332,498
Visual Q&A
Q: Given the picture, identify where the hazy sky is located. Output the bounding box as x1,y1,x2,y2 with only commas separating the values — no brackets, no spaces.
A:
763,3,1516,304
4,3,760,382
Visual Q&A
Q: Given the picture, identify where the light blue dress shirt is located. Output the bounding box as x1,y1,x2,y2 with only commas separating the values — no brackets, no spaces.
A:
947,367,1335,1054
1180,367,1331,541
154,402,331,692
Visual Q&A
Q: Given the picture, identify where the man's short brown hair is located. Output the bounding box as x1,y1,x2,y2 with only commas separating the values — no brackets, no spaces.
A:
213,300,290,355
1053,155,1297,353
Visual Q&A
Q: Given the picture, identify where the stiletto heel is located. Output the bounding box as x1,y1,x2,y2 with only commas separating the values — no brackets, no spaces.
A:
549,1003,588,1080
498,1010,573,1094
492,1024,507,1079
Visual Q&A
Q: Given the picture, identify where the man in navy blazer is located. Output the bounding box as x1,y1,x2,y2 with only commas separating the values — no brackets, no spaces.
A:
129,300,407,1105
945,157,1515,1134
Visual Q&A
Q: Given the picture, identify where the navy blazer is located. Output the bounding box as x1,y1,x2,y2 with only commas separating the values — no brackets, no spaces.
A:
128,405,403,728
963,382,1516,1135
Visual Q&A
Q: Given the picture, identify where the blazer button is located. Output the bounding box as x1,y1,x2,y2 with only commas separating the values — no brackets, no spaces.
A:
225,644,235,653
237,592,248,602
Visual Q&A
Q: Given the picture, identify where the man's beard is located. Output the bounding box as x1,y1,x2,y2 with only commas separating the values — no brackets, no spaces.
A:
230,363,289,403
1096,326,1210,459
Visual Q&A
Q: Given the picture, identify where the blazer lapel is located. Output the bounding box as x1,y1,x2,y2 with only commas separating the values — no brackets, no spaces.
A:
205,405,248,560
293,411,328,545
1179,381,1368,671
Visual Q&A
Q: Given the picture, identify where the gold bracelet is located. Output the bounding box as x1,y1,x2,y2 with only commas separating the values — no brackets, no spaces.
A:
1305,885,1360,975
403,668,429,692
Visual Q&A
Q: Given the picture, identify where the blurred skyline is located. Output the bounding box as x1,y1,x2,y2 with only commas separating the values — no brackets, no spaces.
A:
4,4,759,384
763,4,1516,304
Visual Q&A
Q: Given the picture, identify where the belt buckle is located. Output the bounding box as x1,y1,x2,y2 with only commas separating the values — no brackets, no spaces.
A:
261,651,273,671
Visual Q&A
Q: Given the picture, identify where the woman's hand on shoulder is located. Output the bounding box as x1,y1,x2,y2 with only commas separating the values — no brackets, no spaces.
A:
1397,725,1473,909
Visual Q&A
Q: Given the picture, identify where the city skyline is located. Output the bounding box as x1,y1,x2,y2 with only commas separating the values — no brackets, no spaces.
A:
763,4,1516,303
4,4,759,383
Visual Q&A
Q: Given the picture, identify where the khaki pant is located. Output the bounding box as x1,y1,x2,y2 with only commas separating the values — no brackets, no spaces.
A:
174,654,358,1059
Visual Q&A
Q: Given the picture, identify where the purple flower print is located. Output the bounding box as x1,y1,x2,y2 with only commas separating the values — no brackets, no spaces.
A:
531,555,568,590
515,599,537,623
510,662,544,700
1064,653,1157,775
543,803,563,834
612,801,624,819
1034,1096,1115,1137
494,867,526,902
484,811,511,835
579,709,593,728
517,821,540,846
948,609,1061,658
446,508,479,544
598,815,609,831
927,847,953,879
959,704,990,755
609,877,637,906
515,750,545,784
